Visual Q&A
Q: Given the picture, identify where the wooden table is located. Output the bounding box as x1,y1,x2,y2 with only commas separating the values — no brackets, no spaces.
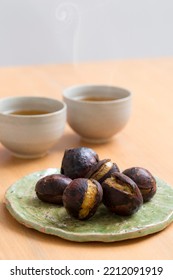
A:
0,58,173,260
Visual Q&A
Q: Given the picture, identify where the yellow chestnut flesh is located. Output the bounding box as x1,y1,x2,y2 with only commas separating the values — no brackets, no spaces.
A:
102,172,143,216
62,178,103,220
79,180,98,219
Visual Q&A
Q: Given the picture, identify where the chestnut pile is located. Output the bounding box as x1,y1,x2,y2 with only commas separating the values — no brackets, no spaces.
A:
35,147,157,220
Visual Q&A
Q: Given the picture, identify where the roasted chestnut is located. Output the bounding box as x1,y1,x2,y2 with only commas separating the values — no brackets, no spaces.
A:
102,172,143,216
87,159,120,184
122,167,157,202
61,147,99,179
35,174,72,204
62,178,103,220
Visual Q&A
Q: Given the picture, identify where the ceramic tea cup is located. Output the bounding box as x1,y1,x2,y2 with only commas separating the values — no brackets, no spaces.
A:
0,96,66,158
63,84,132,143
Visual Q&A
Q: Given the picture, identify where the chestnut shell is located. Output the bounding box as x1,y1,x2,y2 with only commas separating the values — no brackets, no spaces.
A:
102,172,143,216
87,159,120,184
61,147,99,179
62,178,103,220
35,174,72,204
122,167,157,202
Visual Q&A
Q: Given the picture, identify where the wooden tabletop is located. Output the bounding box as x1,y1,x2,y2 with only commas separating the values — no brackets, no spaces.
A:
0,57,173,260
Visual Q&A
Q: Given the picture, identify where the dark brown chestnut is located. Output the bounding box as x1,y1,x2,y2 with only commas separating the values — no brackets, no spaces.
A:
102,172,143,216
87,159,120,184
62,178,103,220
60,147,99,179
35,174,72,204
122,167,157,202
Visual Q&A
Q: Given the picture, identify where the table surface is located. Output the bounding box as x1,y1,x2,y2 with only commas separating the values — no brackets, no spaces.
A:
0,57,173,260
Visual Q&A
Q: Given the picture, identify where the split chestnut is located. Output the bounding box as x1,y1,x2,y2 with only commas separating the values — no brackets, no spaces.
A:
123,167,157,202
102,172,143,216
62,178,103,220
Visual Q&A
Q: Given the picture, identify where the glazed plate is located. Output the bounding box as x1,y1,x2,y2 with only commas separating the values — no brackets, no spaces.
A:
4,168,173,242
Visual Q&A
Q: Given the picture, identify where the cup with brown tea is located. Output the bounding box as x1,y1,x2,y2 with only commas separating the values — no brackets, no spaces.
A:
0,96,66,158
63,84,132,143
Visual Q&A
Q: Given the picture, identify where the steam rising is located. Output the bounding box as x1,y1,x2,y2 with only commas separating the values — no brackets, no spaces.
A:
54,1,113,84
55,2,80,31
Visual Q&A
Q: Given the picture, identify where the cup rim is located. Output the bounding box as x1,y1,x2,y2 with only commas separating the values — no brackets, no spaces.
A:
63,84,132,104
0,96,66,118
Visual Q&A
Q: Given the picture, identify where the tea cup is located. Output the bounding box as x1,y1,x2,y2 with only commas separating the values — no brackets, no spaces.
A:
63,84,132,143
0,96,66,158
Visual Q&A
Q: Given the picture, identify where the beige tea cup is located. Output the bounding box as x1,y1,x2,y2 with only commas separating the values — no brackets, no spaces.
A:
63,84,132,143
0,96,66,158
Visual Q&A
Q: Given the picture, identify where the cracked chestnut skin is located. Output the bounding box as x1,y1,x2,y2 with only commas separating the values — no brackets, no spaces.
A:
122,167,157,202
62,178,103,220
87,159,120,184
61,147,99,179
102,172,143,216
35,174,72,204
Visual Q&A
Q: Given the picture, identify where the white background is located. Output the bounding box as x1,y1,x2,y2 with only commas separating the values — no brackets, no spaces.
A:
0,0,173,66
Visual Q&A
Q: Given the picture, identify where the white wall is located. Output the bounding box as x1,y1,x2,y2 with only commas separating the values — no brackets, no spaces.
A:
0,0,173,66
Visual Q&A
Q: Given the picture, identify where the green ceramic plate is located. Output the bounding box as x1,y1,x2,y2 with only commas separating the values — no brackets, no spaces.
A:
4,168,173,242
